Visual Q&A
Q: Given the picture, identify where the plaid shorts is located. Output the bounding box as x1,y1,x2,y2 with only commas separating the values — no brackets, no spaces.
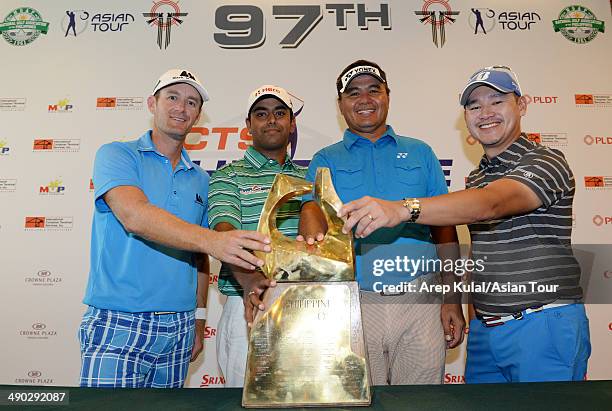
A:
79,306,195,388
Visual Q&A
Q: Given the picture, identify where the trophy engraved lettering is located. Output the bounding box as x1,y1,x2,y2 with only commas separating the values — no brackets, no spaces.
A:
242,168,371,408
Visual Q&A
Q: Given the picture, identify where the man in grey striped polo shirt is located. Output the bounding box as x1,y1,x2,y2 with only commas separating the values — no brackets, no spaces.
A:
338,66,590,383
207,85,306,387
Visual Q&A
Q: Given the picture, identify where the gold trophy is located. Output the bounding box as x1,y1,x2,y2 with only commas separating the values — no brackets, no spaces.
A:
242,168,371,408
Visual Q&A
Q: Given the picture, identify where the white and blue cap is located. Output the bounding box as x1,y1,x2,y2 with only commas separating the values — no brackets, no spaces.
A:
459,65,522,106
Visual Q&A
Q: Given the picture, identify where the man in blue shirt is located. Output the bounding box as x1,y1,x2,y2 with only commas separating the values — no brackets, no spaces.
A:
299,60,464,385
80,69,271,388
337,66,590,383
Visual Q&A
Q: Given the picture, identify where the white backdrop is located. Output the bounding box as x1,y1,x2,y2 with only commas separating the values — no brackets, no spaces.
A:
0,0,610,387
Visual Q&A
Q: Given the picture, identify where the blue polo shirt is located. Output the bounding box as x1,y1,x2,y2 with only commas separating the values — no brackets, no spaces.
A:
83,131,209,312
305,126,448,291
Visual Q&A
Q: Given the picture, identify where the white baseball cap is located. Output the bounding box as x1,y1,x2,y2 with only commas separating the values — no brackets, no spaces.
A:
246,85,297,116
152,69,210,103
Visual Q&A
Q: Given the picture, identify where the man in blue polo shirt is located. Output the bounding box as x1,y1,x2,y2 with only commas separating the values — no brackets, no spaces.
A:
337,66,590,383
299,60,465,385
80,69,271,388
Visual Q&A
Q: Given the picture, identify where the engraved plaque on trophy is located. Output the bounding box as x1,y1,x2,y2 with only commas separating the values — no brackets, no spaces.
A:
242,168,371,408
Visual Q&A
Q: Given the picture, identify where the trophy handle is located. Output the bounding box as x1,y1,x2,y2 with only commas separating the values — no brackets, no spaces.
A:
255,168,355,281
256,174,312,278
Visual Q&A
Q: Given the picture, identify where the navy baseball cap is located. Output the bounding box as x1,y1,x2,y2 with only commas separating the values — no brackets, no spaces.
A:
460,65,522,106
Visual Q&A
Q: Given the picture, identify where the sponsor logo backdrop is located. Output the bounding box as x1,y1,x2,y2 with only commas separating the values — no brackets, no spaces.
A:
0,0,610,386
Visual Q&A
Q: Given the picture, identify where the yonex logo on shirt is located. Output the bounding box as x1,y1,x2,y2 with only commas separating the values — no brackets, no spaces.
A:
397,152,408,158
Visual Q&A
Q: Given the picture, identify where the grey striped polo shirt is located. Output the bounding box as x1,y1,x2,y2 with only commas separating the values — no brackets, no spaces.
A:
466,134,582,316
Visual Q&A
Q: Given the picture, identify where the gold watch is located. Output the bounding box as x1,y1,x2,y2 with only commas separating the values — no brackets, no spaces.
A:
402,198,421,223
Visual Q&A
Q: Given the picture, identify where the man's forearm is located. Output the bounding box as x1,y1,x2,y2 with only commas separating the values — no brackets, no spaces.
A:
416,189,498,226
431,226,462,304
196,254,210,309
124,201,215,254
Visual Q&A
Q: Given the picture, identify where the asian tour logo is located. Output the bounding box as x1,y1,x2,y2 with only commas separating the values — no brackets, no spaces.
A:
553,5,605,44
0,7,49,46
469,9,541,34
63,10,135,36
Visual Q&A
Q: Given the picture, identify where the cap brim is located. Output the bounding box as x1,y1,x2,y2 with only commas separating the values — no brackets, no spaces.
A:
340,73,385,93
459,81,514,106
183,79,210,103
247,93,295,117
154,79,209,103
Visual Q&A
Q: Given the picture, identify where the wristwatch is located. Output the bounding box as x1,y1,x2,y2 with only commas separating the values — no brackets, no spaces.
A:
402,198,421,223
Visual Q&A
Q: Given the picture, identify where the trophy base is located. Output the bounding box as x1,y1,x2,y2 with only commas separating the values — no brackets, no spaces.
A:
242,281,371,408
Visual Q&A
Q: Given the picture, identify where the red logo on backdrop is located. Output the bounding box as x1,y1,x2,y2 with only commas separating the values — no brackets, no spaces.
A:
200,374,225,387
208,274,219,284
526,133,541,144
584,176,604,187
204,326,217,339
583,135,612,145
592,215,612,226
592,215,604,226
96,97,117,108
524,95,558,105
33,139,53,150
575,94,594,104
444,373,465,384
184,127,252,151
25,217,46,228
